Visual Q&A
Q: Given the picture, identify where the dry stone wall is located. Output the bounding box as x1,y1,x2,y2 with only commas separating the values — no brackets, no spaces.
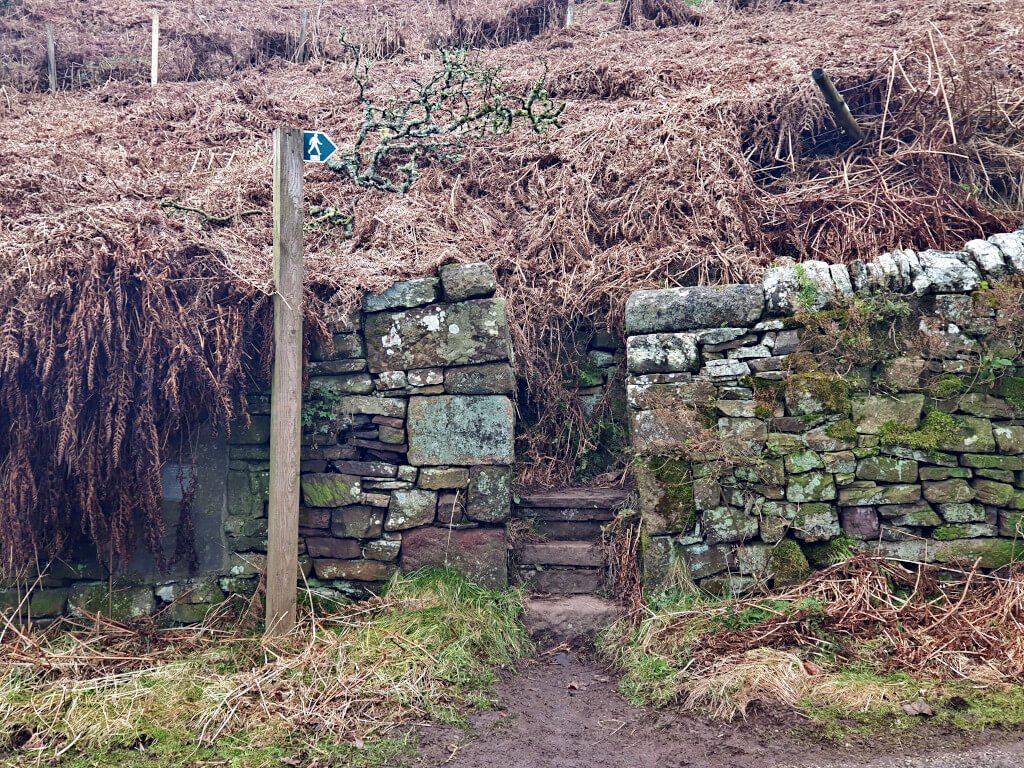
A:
627,230,1024,594
3,263,515,622
219,262,516,604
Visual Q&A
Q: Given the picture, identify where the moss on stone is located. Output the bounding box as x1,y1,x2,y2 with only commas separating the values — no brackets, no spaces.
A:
825,419,858,443
996,376,1024,413
784,351,820,373
944,538,1023,570
878,410,961,452
650,457,697,533
771,540,810,586
933,525,967,541
785,372,851,414
929,374,967,400
576,364,605,388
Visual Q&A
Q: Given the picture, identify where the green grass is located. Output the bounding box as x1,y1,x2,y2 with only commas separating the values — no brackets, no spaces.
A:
0,568,531,767
46,734,416,768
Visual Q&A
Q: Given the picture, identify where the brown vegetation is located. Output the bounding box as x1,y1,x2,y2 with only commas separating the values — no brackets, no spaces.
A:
1,0,1023,569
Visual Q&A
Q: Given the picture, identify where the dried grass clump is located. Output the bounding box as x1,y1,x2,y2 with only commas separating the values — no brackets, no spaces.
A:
443,0,569,48
605,556,1024,718
0,569,531,759
620,0,703,29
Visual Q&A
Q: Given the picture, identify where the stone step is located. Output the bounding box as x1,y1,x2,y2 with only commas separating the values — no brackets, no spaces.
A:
519,567,603,594
524,595,620,644
518,506,617,522
515,541,603,567
516,487,631,510
537,520,605,541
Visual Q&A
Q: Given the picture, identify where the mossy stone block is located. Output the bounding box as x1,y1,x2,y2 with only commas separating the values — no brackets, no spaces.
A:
838,483,921,505
702,506,758,545
784,373,851,417
466,465,512,523
68,584,155,620
786,472,836,502
939,502,987,523
771,540,810,586
972,479,1016,507
856,456,918,483
638,459,696,534
852,394,924,434
934,538,1022,569
785,450,824,474
961,454,1024,471
919,466,970,481
792,503,841,542
301,474,362,508
682,543,730,580
385,489,437,530
29,589,68,617
922,479,974,504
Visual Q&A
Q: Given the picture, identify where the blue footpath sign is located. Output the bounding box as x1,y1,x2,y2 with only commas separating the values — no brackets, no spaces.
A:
302,130,337,163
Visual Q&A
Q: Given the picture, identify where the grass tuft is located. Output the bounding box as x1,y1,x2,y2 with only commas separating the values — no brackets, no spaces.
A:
0,568,531,766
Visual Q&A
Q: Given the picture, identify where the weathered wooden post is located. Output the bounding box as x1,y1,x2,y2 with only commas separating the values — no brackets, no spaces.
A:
265,127,304,636
151,12,159,86
812,68,865,143
295,10,309,63
566,0,575,28
46,24,56,92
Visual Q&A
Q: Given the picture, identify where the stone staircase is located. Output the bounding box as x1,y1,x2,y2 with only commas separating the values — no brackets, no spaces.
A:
512,488,631,594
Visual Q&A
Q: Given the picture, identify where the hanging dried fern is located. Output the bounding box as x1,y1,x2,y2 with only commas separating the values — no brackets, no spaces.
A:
0,222,276,575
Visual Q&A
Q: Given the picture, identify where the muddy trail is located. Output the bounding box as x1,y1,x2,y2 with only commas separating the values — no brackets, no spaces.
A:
401,652,1024,768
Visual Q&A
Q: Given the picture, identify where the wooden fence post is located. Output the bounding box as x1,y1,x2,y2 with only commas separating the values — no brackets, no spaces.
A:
46,24,56,92
151,12,159,86
811,68,865,142
265,127,304,637
295,10,309,63
566,0,575,28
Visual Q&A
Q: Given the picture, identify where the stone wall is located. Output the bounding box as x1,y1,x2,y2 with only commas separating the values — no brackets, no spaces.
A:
627,230,1024,593
4,263,516,622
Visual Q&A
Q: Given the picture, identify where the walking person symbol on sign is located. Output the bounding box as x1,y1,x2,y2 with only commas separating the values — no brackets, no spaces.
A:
302,131,337,163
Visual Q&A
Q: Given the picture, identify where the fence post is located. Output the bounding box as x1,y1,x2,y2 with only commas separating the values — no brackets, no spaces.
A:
811,68,865,142
46,24,56,92
566,0,575,27
151,12,159,86
265,127,304,637
295,10,309,63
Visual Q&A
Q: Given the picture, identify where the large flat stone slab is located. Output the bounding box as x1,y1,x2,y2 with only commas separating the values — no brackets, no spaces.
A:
524,595,619,643
400,525,507,588
406,395,514,466
364,298,512,373
624,285,764,335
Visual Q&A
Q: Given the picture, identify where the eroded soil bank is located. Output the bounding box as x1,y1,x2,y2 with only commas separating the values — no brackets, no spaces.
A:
402,654,1024,768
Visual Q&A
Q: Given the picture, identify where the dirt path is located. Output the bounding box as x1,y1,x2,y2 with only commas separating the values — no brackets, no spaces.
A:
402,653,1024,768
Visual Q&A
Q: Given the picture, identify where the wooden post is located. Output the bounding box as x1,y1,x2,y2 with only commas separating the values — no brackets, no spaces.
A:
811,68,865,143
295,10,308,63
150,12,159,86
565,0,575,27
45,24,56,92
265,127,304,637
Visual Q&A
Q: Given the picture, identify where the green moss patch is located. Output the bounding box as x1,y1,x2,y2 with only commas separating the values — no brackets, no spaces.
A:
928,374,967,400
770,540,810,586
650,456,697,533
878,410,961,452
